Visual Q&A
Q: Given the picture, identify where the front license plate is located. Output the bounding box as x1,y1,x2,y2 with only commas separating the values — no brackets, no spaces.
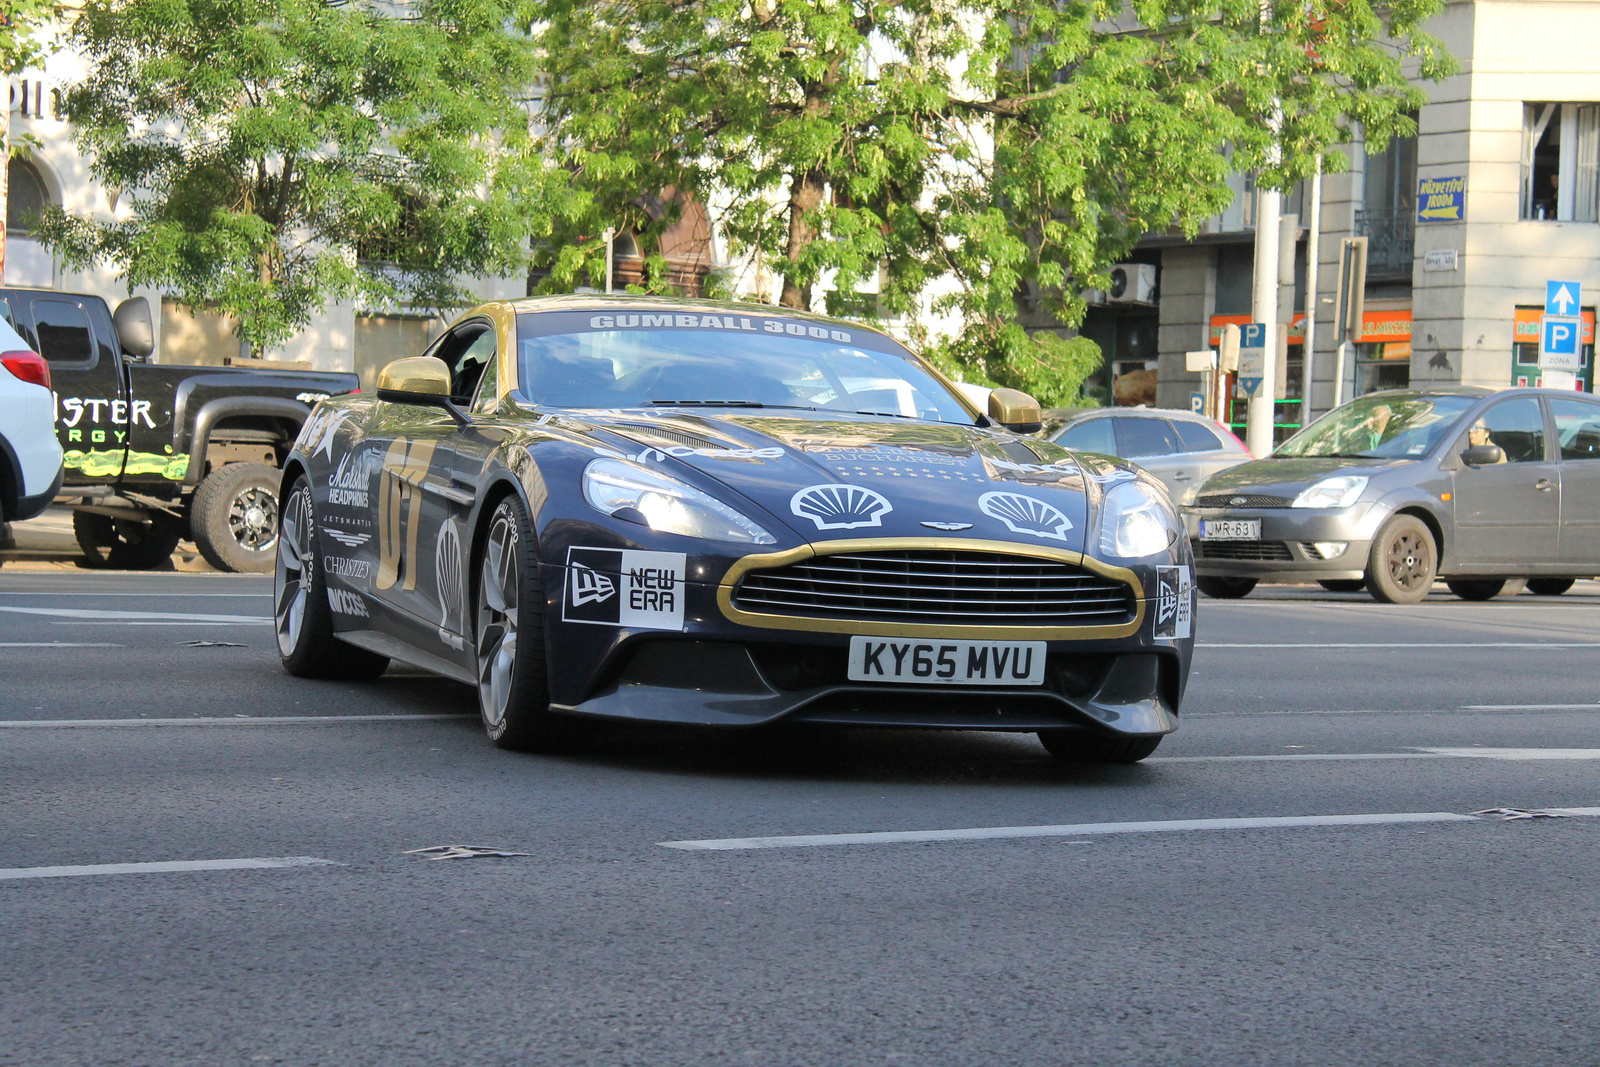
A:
847,636,1046,686
1200,519,1261,541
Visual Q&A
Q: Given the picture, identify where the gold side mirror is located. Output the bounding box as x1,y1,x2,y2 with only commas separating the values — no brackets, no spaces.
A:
377,356,451,399
989,387,1043,433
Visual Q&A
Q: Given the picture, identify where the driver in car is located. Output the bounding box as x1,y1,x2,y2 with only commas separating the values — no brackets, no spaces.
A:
1466,421,1508,463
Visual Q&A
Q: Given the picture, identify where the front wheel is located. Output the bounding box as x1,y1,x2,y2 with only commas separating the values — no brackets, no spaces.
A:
1446,578,1505,601
274,475,390,680
1365,515,1436,604
1197,575,1257,599
73,510,181,570
475,495,585,751
192,462,281,573
1038,731,1162,764
1527,578,1576,596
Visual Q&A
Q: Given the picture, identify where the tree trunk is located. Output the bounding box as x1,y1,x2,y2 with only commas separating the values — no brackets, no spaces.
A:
779,168,825,310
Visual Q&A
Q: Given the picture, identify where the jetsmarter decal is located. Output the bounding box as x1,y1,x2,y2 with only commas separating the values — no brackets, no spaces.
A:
62,448,190,480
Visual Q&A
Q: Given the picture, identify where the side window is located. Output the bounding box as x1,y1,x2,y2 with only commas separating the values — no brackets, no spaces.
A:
426,322,496,403
471,347,500,412
33,299,96,368
1057,418,1116,455
1467,398,1546,463
1549,397,1600,461
1114,417,1178,458
1172,419,1224,453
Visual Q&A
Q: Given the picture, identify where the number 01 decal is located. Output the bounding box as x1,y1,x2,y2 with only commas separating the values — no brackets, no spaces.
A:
377,436,438,591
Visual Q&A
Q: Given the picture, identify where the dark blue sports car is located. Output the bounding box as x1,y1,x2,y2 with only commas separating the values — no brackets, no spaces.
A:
274,296,1195,763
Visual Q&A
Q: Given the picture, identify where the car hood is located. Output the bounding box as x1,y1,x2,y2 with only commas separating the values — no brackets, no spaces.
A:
1193,455,1417,501
568,409,1111,552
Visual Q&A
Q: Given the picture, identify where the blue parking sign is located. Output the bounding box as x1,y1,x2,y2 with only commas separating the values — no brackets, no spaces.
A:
1541,315,1583,370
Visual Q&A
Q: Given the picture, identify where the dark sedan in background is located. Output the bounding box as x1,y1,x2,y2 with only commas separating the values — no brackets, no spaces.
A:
1183,387,1600,603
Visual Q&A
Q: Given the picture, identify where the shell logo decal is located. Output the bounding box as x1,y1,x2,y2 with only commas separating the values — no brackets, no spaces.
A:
790,484,893,531
978,491,1073,542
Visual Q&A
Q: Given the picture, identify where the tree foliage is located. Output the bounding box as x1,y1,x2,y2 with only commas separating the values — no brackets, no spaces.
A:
529,0,1451,404
0,0,59,75
37,0,543,354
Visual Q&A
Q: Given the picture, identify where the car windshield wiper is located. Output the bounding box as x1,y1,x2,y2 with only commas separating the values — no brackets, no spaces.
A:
854,410,916,419
646,400,819,410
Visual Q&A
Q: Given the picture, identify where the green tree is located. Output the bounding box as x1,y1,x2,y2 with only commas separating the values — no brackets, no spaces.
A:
528,0,1451,405
1,0,58,74
36,0,543,356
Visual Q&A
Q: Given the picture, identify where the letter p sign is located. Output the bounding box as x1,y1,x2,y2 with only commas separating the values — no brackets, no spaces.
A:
1541,315,1583,370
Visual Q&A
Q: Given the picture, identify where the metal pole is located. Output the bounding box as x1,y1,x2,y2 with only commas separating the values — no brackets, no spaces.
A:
603,227,615,294
1302,162,1322,423
1247,179,1282,458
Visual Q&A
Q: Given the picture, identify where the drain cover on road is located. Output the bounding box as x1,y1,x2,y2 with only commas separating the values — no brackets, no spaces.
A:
403,845,532,860
1470,808,1573,821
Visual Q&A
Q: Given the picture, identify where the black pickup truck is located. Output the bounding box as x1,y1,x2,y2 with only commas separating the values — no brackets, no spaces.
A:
2,287,359,571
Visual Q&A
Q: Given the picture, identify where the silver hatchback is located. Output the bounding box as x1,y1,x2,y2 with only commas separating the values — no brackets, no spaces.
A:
1183,387,1600,603
1048,407,1253,501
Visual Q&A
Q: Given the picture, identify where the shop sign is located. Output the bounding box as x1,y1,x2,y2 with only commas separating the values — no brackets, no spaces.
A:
1416,176,1465,223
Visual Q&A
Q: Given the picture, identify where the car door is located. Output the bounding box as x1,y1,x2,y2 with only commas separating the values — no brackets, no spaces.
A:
1112,416,1189,498
19,295,130,483
1450,396,1559,569
1055,416,1117,456
1170,418,1238,485
1548,395,1600,570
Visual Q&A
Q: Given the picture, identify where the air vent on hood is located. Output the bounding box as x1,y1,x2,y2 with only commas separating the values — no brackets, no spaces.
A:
614,424,736,452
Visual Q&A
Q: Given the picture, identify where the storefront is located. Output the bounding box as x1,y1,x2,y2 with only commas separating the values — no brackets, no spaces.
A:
1511,307,1595,391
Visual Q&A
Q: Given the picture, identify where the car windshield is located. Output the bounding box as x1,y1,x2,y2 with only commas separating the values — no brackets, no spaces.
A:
514,310,973,422
1275,394,1478,459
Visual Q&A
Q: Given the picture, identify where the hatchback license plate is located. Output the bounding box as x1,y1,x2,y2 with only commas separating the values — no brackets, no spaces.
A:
1200,519,1261,541
847,636,1046,686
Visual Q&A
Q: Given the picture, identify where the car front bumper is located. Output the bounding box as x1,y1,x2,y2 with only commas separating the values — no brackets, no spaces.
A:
1184,506,1374,582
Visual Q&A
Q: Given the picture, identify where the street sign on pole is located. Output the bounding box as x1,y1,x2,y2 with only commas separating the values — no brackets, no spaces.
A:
1190,392,1205,414
1546,280,1582,317
1540,315,1583,369
1237,322,1267,398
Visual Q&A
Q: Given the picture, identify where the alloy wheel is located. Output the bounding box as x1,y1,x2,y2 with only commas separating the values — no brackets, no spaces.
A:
274,485,313,656
476,505,521,730
1386,529,1432,591
230,486,279,552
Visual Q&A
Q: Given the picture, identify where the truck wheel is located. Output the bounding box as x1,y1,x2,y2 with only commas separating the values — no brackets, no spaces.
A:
73,510,181,570
1365,514,1436,604
192,462,281,573
1037,731,1162,764
275,474,390,680
1197,576,1256,599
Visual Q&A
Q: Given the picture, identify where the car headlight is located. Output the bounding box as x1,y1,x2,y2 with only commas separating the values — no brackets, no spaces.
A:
583,458,776,544
1099,480,1180,558
1292,476,1368,509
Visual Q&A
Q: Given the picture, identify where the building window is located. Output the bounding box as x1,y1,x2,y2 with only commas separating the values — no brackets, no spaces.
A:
1523,103,1600,222
6,158,51,236
1355,118,1417,281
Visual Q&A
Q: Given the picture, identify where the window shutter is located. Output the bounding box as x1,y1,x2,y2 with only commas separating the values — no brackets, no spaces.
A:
1575,105,1600,223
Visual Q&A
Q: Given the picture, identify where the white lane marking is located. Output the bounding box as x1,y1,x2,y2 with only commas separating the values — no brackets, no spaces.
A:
1416,747,1600,760
1464,703,1600,711
1151,748,1600,763
0,642,122,647
1200,642,1600,648
0,592,269,598
661,812,1480,851
0,714,475,728
54,621,262,627
0,606,270,623
0,857,340,881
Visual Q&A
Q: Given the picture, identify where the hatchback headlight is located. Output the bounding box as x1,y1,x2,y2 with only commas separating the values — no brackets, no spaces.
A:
1099,480,1180,558
583,458,775,544
1292,476,1368,509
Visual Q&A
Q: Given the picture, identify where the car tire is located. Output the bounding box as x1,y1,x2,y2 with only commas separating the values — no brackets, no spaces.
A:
1446,578,1506,601
274,474,390,680
1037,731,1162,764
1197,576,1257,599
73,510,181,570
1317,579,1367,593
1527,578,1576,596
192,462,281,573
1364,515,1436,604
474,493,587,752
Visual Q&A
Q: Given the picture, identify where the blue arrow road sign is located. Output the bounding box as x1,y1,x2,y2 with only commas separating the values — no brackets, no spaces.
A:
1547,280,1582,316
1541,315,1583,370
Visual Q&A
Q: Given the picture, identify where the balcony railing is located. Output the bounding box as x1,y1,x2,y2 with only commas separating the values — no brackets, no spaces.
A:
1354,207,1416,281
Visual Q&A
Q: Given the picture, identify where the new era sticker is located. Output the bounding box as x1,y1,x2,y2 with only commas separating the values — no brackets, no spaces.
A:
563,547,687,631
1153,565,1193,640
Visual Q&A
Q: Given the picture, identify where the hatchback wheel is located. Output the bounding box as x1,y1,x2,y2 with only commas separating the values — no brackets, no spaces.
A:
1527,578,1576,596
1365,515,1436,604
1317,579,1366,593
1197,576,1256,599
1446,578,1505,601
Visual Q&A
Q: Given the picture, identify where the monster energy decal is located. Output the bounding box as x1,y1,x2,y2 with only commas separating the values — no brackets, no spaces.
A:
62,449,191,480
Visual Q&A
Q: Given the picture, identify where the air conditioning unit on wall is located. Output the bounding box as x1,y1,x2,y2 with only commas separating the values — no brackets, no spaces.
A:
1107,263,1158,304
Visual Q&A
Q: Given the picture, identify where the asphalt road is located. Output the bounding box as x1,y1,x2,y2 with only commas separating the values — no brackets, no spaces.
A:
3,571,1599,1066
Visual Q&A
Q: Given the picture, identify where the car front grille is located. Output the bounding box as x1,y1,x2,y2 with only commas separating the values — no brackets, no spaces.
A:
731,550,1136,626
1195,493,1294,508
1196,540,1294,561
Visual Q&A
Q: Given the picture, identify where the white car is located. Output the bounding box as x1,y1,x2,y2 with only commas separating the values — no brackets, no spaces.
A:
0,315,63,522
